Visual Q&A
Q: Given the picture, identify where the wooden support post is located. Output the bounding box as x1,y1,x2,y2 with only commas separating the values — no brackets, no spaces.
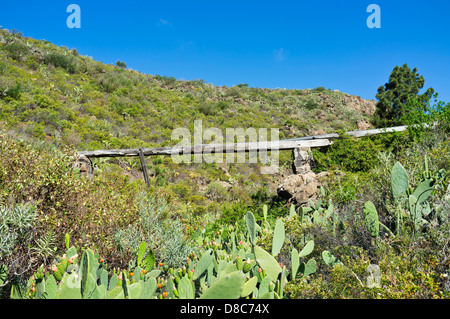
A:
138,148,151,188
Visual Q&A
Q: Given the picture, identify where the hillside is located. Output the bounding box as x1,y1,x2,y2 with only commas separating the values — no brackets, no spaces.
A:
0,28,449,300
0,27,377,209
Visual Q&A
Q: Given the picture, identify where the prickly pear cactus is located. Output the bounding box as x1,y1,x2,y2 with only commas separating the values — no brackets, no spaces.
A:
271,219,285,256
254,246,281,283
299,259,316,277
291,248,299,280
363,201,380,238
240,276,258,298
244,212,257,246
56,273,82,299
192,250,213,280
411,178,434,207
199,271,244,299
0,265,6,287
177,274,195,299
299,240,314,258
391,161,409,204
45,275,58,299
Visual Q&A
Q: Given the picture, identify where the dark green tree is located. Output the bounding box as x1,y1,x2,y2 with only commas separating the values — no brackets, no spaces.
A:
374,64,434,127
116,60,127,69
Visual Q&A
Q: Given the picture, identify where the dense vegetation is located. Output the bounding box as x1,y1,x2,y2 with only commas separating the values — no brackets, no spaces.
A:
0,28,449,299
374,64,436,127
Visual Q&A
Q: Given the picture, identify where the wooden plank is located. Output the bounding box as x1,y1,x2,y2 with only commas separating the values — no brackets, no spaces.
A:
77,123,425,159
138,148,151,188
78,139,332,158
284,125,409,142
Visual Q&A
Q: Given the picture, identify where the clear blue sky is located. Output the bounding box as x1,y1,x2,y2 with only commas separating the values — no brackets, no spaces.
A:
1,0,449,102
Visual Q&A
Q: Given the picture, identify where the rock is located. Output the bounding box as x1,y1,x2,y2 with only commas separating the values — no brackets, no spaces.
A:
292,147,314,174
343,95,376,115
357,119,371,130
277,172,320,205
277,147,330,205
217,180,233,190
73,154,93,180
312,129,327,136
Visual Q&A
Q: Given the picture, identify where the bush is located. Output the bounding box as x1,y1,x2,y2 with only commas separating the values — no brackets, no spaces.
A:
2,42,29,61
284,240,447,299
0,82,22,100
114,194,193,268
198,101,218,115
116,60,127,68
304,98,319,110
0,133,143,266
43,53,77,74
312,134,385,173
205,181,229,202
216,101,229,111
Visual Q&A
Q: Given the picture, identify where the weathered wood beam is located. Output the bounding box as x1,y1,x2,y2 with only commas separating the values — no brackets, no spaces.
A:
78,139,332,158
138,148,151,188
284,124,409,142
77,123,427,159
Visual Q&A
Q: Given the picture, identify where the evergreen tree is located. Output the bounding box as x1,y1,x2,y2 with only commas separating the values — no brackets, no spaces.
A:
374,64,434,126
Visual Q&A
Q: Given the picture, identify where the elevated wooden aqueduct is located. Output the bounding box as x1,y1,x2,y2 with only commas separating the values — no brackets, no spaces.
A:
73,124,411,186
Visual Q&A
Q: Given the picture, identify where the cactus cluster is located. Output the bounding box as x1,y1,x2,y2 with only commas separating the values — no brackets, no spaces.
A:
12,244,168,299
165,211,298,299
11,190,418,299
12,207,324,299
359,158,446,239
390,158,446,234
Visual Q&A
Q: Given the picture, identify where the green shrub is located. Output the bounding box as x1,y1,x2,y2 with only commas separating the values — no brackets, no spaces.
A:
205,181,229,202
96,72,126,93
284,242,446,299
198,101,218,115
304,98,319,110
312,134,385,173
2,42,29,61
216,101,229,111
116,60,127,68
43,53,77,74
0,133,142,265
114,194,193,268
0,82,22,100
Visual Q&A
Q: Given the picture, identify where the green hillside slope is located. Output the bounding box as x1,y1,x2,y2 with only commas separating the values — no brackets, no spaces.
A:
0,27,377,214
1,28,449,300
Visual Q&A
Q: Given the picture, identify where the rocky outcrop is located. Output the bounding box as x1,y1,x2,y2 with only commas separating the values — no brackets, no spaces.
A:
277,147,328,205
357,119,371,130
73,154,93,179
277,172,318,205
292,147,314,174
314,92,377,116
342,94,376,115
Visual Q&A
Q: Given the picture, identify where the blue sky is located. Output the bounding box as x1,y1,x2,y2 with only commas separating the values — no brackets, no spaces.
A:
1,0,449,102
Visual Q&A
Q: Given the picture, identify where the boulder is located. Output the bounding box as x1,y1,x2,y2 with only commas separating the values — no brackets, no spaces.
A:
278,147,329,205
357,119,371,130
72,154,93,180
277,172,319,205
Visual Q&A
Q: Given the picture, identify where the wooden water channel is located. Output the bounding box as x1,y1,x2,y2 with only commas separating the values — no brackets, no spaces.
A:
76,124,410,187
